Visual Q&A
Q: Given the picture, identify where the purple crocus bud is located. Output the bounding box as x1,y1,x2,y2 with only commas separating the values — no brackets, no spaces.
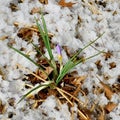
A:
56,44,62,56
56,44,62,62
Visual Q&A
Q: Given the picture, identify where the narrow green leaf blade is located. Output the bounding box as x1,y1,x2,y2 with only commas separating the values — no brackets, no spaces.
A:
17,84,47,104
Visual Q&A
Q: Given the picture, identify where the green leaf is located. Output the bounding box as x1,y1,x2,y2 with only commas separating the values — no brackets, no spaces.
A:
71,33,105,62
32,42,53,67
35,14,58,77
55,33,105,85
17,81,53,104
8,45,52,80
35,15,54,61
56,60,75,84
9,45,44,69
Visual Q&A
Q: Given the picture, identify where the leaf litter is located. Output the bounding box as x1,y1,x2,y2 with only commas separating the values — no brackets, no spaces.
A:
10,20,119,119
15,29,96,119
1,0,120,119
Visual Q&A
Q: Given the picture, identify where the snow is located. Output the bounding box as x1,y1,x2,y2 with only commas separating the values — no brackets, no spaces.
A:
0,0,120,119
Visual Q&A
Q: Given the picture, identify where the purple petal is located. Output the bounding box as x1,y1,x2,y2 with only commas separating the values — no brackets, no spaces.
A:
56,44,62,55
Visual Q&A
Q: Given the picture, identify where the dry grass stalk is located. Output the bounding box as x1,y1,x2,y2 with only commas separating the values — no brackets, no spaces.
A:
56,87,85,106
56,87,73,106
78,109,89,120
82,0,101,14
16,63,46,82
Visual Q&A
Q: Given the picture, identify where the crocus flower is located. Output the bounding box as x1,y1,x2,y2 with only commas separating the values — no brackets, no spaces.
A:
56,44,62,63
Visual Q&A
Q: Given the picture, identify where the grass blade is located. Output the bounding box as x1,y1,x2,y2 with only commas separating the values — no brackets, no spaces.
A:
56,33,105,84
32,42,54,68
35,15,58,77
71,33,105,61
41,14,54,61
9,45,44,69
17,81,53,104
35,16,54,61
9,45,52,80
56,60,75,84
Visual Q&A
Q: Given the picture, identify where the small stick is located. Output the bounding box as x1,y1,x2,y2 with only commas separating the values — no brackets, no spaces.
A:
56,87,73,106
78,109,88,120
56,87,85,106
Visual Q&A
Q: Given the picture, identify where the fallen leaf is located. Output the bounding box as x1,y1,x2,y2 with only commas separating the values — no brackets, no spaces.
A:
117,75,120,83
113,11,118,16
62,46,79,58
8,98,15,107
0,66,6,80
17,27,36,41
72,76,87,86
104,102,117,113
0,100,6,114
109,62,116,69
18,0,24,3
17,26,54,41
31,100,44,109
103,73,111,81
0,36,8,41
112,83,120,93
103,51,113,61
30,7,41,14
38,66,53,80
95,60,102,70
100,81,114,100
93,86,104,95
9,3,19,12
98,106,105,120
58,0,76,7
7,39,16,47
39,0,48,4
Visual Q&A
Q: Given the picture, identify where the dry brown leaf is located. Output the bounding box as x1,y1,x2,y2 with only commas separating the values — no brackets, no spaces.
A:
31,100,44,109
63,46,74,58
17,27,36,41
30,7,41,14
9,3,19,12
8,98,15,107
100,81,114,100
113,11,118,16
58,0,76,7
109,62,116,69
7,39,16,47
0,67,6,80
95,60,102,70
117,75,120,82
18,0,24,3
103,51,113,61
112,83,120,93
39,0,48,4
0,100,6,114
104,102,117,113
103,73,111,81
38,66,53,79
93,86,104,95
95,1,106,8
71,76,87,86
0,36,8,41
17,26,54,41
98,106,105,120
